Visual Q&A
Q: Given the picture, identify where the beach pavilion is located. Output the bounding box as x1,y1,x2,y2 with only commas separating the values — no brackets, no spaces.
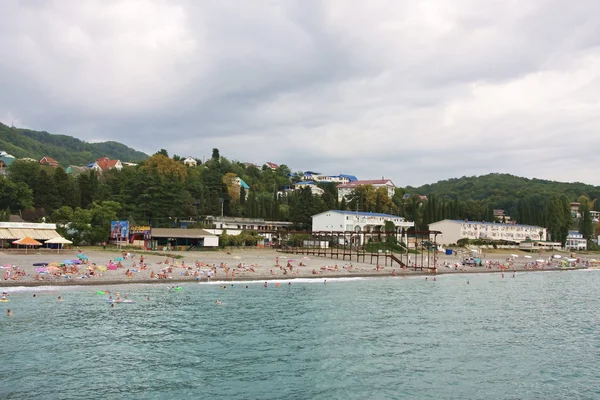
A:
0,222,62,249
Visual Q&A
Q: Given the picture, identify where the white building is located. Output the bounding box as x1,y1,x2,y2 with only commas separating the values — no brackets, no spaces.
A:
565,231,587,251
428,219,547,245
183,156,197,167
312,210,414,245
312,210,413,232
337,179,396,201
295,181,324,195
203,216,293,245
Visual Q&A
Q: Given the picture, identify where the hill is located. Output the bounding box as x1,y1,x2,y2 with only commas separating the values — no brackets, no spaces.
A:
406,173,600,202
405,173,600,216
0,122,148,166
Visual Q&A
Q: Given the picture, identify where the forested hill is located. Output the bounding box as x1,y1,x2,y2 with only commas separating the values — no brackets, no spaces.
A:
405,173,600,204
0,122,148,165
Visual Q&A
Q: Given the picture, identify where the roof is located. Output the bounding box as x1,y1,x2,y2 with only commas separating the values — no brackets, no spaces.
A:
304,171,321,175
238,178,250,189
40,156,59,165
337,179,395,188
296,181,314,185
96,159,120,170
264,162,279,169
313,210,405,219
338,174,358,182
429,219,544,229
0,155,15,166
0,228,61,240
151,228,216,239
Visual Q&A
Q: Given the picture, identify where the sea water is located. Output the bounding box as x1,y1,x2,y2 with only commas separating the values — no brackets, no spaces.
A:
1,271,599,400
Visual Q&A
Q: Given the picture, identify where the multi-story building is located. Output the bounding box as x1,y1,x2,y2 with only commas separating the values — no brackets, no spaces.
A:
337,179,396,201
428,219,547,245
312,210,414,245
565,231,587,250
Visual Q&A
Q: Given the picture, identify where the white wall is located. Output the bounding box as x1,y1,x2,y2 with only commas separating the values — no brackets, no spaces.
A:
203,236,219,247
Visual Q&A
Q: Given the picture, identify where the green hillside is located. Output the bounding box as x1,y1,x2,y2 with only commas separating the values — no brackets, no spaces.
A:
406,173,600,203
0,122,148,166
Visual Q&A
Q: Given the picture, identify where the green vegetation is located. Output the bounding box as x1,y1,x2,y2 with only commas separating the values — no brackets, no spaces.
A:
1,125,599,247
0,122,148,165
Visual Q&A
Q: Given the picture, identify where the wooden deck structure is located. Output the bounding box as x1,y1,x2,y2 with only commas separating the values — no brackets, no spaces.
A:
274,229,441,271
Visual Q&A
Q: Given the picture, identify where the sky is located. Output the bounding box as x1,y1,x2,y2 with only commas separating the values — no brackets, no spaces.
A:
1,0,600,187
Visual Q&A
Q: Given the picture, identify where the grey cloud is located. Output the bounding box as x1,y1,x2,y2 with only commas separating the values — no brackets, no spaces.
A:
1,0,600,187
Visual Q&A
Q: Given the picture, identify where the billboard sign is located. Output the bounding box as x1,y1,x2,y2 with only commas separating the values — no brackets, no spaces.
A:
110,220,129,240
131,225,152,240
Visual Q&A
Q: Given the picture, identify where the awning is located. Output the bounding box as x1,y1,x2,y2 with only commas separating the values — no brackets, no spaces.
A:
0,228,61,240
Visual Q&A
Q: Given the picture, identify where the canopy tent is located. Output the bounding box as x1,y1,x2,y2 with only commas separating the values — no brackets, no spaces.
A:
45,236,73,254
12,237,42,253
45,237,73,244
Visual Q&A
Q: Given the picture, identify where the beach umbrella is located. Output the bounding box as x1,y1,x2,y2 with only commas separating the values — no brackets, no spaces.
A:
510,254,519,258
536,259,545,263
63,260,75,265
524,255,532,259
12,237,42,254
45,237,73,254
553,255,562,259
71,259,82,264
77,254,88,260
114,257,124,262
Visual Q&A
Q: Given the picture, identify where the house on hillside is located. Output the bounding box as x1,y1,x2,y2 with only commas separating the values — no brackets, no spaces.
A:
183,156,197,167
263,162,279,170
234,177,250,199
295,181,324,195
88,157,123,172
0,153,16,176
337,179,396,201
40,156,59,167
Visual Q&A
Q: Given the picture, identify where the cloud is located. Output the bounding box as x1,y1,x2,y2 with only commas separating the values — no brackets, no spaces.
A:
1,0,600,186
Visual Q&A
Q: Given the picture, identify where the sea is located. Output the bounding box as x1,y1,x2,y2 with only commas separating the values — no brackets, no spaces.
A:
1,270,599,400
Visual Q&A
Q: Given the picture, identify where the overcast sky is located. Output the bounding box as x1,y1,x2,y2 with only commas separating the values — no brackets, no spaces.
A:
1,0,600,187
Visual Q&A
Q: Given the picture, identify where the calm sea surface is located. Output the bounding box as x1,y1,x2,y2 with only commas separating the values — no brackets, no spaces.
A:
1,270,599,400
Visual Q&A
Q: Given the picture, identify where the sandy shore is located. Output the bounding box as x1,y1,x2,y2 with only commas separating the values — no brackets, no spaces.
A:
0,248,593,288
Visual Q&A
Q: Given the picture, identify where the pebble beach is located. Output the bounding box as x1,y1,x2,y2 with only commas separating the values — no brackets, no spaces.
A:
0,247,594,288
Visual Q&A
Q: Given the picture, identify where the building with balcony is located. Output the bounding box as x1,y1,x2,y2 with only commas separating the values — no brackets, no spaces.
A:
428,220,547,245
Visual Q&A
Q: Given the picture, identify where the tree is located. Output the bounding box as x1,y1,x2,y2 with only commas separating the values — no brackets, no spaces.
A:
0,177,34,211
212,148,220,161
579,201,594,241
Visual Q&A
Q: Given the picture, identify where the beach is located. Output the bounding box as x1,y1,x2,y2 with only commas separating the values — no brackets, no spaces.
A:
0,247,593,288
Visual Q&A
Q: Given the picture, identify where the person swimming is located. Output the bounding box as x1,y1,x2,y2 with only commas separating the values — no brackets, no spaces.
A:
57,296,63,301
7,309,12,316
216,300,222,305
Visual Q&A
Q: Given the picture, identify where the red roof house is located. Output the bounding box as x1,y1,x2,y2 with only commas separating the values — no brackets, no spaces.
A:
40,156,59,167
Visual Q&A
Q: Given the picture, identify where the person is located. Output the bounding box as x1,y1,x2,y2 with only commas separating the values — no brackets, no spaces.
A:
147,297,150,301
467,281,470,285
216,300,222,305
33,294,36,298
110,303,115,308
264,282,268,288
57,296,63,301
7,309,12,316
324,279,327,285
102,241,106,249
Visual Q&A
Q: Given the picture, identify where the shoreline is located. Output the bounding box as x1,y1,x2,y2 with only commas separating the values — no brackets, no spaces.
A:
0,265,587,288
